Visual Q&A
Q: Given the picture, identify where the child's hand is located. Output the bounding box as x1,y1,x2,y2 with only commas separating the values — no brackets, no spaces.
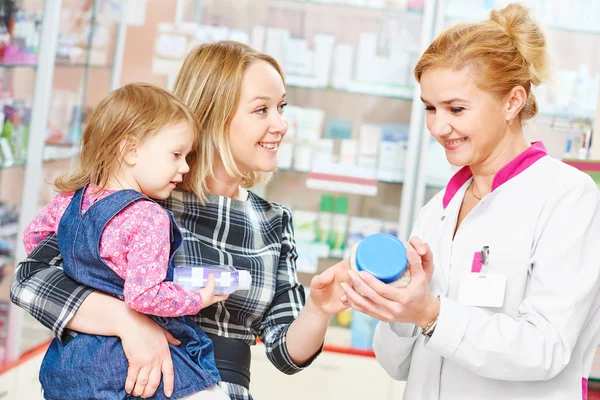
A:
198,274,229,307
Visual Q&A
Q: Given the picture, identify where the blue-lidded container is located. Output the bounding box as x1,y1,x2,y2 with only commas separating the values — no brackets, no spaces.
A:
351,233,409,285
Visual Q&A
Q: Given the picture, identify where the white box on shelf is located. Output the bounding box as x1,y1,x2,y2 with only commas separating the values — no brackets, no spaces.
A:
346,81,413,98
332,43,354,90
284,105,301,139
230,29,249,44
251,26,266,52
313,34,336,87
339,139,358,166
195,25,230,43
356,33,378,83
313,139,335,166
293,210,319,243
154,23,189,59
296,242,319,273
357,124,382,168
372,55,389,85
265,28,290,65
297,108,325,142
126,0,147,26
285,38,312,76
377,124,409,182
388,0,409,9
555,69,577,113
278,142,294,170
293,144,313,172
388,50,410,86
286,74,319,88
369,0,386,7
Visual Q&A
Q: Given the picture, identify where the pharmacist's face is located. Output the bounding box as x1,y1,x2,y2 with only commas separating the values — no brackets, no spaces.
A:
228,60,288,174
420,66,509,167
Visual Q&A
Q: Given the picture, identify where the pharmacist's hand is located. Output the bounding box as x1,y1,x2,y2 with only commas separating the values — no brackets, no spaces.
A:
309,258,352,317
409,236,434,283
198,274,229,307
340,241,438,327
120,311,180,398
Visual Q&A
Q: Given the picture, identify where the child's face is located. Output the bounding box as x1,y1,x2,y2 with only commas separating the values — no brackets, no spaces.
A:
227,60,288,174
130,120,194,199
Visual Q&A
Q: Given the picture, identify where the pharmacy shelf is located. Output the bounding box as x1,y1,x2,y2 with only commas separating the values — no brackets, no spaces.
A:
445,13,600,36
278,167,403,186
279,0,423,15
0,62,113,69
538,110,595,121
546,25,600,36
0,154,76,171
276,168,447,189
287,82,415,101
0,160,27,170
0,224,18,238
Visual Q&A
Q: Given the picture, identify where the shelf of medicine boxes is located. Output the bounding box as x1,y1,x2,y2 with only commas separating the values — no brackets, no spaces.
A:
444,8,600,36
445,15,600,37
0,154,73,171
276,167,447,190
281,0,424,16
0,62,113,69
286,82,415,101
538,110,596,122
0,142,79,171
277,2,421,102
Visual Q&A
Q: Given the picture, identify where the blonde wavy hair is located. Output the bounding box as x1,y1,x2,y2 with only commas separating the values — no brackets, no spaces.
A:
54,83,201,196
172,40,285,201
414,3,551,121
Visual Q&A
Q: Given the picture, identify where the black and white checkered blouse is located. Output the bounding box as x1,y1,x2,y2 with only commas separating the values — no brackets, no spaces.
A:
11,189,312,400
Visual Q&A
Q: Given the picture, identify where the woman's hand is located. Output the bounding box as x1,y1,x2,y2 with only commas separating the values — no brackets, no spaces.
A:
408,236,435,284
286,258,352,365
309,258,352,317
340,238,439,328
119,309,180,398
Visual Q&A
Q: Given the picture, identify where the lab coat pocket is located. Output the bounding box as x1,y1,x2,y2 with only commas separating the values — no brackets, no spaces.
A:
486,255,531,317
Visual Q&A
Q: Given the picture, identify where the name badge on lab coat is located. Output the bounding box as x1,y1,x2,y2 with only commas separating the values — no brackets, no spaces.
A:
458,273,506,308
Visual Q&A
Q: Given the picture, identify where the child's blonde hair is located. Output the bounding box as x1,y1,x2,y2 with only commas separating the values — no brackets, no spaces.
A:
172,41,285,199
54,83,201,196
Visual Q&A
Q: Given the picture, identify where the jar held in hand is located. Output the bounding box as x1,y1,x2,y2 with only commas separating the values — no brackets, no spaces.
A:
349,233,411,288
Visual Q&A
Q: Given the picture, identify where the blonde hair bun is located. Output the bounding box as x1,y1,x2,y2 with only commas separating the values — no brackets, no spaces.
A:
490,3,550,87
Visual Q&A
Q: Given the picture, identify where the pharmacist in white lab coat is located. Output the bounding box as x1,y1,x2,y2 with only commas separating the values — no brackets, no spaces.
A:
339,4,600,400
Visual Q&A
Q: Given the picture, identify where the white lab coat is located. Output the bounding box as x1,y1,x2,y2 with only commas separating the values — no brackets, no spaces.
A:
373,143,600,399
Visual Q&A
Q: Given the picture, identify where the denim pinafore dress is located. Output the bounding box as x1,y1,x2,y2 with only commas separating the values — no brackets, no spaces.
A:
39,187,220,399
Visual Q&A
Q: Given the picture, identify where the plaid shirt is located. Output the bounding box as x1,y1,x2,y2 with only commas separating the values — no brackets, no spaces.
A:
11,189,316,400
